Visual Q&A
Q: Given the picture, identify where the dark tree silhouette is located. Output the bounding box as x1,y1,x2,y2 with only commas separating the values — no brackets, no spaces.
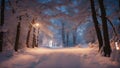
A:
118,0,120,21
119,0,120,9
66,32,69,47
26,18,37,48
36,28,40,47
26,24,32,48
62,22,65,47
72,28,77,46
90,0,103,51
98,0,112,57
31,18,38,48
0,0,5,52
107,18,118,37
32,28,36,48
14,16,22,52
34,28,38,47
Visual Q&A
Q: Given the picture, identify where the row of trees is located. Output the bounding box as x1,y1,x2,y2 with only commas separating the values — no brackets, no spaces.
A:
58,0,120,50
0,0,56,52
90,0,120,57
61,22,77,47
0,0,40,52
0,0,119,58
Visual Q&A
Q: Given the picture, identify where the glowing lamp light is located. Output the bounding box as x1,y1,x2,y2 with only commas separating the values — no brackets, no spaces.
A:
115,42,119,50
35,23,39,27
33,23,40,28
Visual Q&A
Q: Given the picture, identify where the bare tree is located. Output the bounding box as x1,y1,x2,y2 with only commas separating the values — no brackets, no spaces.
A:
32,28,36,48
98,0,112,57
66,31,69,47
90,0,103,51
14,16,22,51
62,22,65,46
72,28,77,46
119,0,120,10
0,0,5,52
26,21,32,48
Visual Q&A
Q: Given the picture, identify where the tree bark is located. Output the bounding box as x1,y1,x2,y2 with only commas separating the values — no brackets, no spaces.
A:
62,22,65,47
34,28,38,47
0,0,5,52
90,0,103,51
14,16,22,52
73,28,77,46
98,0,112,57
119,0,120,10
32,28,36,48
36,28,40,47
14,22,20,51
66,32,69,47
26,24,32,48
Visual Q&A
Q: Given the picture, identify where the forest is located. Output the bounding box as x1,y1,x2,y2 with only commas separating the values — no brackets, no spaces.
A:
0,0,120,68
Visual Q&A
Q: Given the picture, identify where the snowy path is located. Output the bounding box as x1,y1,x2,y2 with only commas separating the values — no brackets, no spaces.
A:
0,47,120,68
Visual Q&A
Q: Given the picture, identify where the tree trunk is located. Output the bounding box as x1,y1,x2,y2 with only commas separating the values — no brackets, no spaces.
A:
90,0,103,51
66,32,69,47
118,0,120,41
62,22,65,47
0,0,5,52
26,24,32,48
98,0,112,57
35,28,38,47
14,16,21,52
32,28,36,48
73,29,77,46
36,28,40,47
118,0,120,21
14,16,22,52
119,0,120,10
107,18,118,37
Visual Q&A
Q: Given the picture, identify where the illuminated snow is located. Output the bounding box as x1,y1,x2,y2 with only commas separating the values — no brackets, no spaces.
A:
0,47,120,68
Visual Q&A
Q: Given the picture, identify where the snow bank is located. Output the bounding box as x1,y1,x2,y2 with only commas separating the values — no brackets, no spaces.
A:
0,47,120,68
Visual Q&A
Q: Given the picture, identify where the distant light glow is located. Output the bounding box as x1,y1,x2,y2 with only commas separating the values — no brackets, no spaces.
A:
35,23,40,27
49,40,53,47
115,42,119,50
33,23,40,28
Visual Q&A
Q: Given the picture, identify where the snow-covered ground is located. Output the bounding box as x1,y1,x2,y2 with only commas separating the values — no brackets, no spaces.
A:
0,47,120,68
